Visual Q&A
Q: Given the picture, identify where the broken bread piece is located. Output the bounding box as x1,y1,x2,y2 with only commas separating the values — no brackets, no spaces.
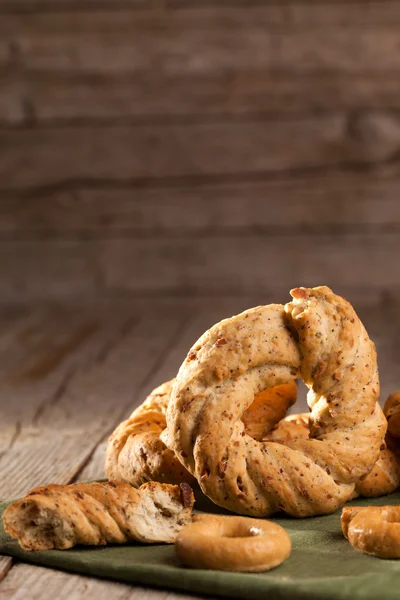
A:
3,480,194,551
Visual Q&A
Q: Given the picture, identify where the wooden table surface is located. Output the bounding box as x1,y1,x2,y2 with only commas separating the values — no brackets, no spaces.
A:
0,296,398,599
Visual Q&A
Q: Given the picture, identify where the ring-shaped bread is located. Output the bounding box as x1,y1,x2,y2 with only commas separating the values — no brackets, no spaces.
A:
264,411,400,498
105,380,196,487
342,505,400,558
165,286,387,517
105,379,297,488
175,514,291,571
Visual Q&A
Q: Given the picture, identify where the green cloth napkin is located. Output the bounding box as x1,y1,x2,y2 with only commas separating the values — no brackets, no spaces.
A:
1,488,400,600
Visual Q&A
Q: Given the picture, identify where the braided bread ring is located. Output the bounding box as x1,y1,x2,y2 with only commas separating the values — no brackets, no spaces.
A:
105,380,196,487
175,514,291,572
106,379,297,488
356,392,400,497
166,286,386,517
263,412,400,498
241,381,297,441
342,505,400,558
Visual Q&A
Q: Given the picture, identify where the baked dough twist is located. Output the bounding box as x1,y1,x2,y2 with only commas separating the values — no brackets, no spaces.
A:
105,381,196,487
106,379,297,488
264,412,400,498
175,514,291,572
3,480,194,551
342,505,400,558
166,286,386,517
355,392,400,497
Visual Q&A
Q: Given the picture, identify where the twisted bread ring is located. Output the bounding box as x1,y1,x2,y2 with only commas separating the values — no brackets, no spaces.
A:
264,412,400,498
166,286,386,517
106,379,297,488
175,514,291,572
342,505,400,558
105,381,196,487
355,392,400,497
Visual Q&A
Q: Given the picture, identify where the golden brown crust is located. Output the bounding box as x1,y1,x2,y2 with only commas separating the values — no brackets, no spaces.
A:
175,514,291,572
384,391,400,448
354,391,400,497
341,505,400,558
262,412,310,443
3,480,194,551
105,381,196,487
106,380,297,488
166,287,386,517
354,448,400,497
263,411,400,498
241,382,297,441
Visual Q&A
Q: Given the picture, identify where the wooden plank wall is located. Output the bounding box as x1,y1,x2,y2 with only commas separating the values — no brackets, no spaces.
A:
1,0,400,304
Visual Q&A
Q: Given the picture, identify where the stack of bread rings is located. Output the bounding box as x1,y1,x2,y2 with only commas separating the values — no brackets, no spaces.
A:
104,286,400,567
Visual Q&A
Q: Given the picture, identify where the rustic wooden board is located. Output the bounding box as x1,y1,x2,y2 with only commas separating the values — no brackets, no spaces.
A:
0,563,211,600
0,557,12,583
1,174,400,239
0,0,148,7
0,308,189,499
0,308,126,494
5,72,400,126
3,9,400,76
75,441,107,482
3,114,400,189
0,0,398,13
1,233,398,302
0,241,97,301
98,233,400,295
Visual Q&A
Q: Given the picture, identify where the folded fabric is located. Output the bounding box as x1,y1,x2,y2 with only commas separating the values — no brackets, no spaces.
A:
1,488,400,600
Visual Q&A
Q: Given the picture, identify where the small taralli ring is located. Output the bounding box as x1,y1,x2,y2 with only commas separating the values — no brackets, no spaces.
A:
341,505,400,559
175,514,291,572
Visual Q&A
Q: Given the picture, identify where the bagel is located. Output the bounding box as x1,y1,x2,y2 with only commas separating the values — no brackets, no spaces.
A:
342,505,400,558
175,514,291,572
166,286,386,517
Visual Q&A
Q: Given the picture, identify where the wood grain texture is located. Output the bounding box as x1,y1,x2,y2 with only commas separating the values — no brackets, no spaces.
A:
0,0,148,7
99,233,400,294
3,8,400,76
1,233,398,302
0,563,212,600
0,307,187,499
0,0,399,13
0,241,101,302
0,557,12,583
0,307,127,496
3,114,400,189
1,174,400,239
75,441,107,482
5,72,400,126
